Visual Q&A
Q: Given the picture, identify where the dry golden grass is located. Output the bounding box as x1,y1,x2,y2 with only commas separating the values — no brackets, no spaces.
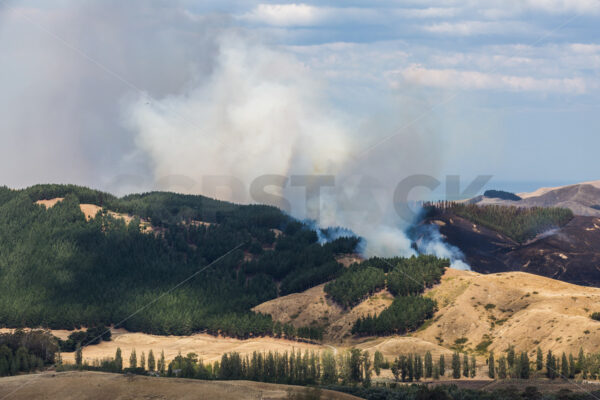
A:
0,371,361,400
417,268,600,356
253,284,393,342
59,329,324,367
35,198,154,232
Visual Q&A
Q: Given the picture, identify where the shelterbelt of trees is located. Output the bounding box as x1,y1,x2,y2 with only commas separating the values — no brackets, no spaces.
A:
424,202,573,243
67,346,600,400
0,184,358,339
324,256,447,336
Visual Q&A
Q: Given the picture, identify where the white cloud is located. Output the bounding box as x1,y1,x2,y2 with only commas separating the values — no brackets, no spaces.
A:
239,3,321,26
395,7,459,18
524,0,600,14
423,20,534,36
393,65,587,94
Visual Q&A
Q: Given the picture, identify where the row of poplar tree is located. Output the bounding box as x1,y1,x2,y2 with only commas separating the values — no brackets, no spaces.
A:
488,347,598,380
390,352,476,382
71,347,385,387
69,346,600,385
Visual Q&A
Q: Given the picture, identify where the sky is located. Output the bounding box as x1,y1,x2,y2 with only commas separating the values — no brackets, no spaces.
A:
0,0,599,200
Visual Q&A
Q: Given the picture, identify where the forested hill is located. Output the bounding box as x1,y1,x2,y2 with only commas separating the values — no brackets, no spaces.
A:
0,184,359,338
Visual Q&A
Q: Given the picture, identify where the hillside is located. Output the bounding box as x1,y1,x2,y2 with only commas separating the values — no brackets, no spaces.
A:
0,371,361,400
0,184,359,339
470,181,600,217
417,268,600,357
423,211,600,286
253,284,395,342
255,268,600,358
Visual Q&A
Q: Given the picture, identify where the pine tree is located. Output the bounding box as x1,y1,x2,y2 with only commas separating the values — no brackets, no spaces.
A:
488,351,495,379
148,350,156,372
452,352,461,379
115,348,123,372
536,347,543,371
0,358,8,376
130,349,137,369
439,354,445,377
470,355,476,378
75,344,83,368
463,353,469,378
10,359,17,375
425,351,433,378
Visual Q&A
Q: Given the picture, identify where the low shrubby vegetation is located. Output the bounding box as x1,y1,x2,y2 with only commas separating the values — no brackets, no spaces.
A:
426,202,573,243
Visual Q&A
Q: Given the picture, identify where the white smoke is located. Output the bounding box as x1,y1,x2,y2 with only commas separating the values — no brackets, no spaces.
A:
413,223,470,270
0,1,458,261
125,30,421,257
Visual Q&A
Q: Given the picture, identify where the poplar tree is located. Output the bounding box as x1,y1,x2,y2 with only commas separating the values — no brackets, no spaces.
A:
140,352,146,371
75,344,82,368
569,354,576,379
158,350,166,375
577,348,585,375
374,351,384,376
463,353,469,378
130,349,137,369
497,356,507,379
470,355,476,378
488,351,495,379
519,352,529,379
452,352,461,379
414,354,423,381
536,347,543,371
439,354,445,377
115,348,123,372
546,351,556,379
148,350,156,372
425,351,433,378
561,353,569,378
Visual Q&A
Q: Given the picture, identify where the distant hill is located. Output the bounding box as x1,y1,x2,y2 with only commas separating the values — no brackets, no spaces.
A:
421,180,600,286
0,184,359,339
469,181,600,217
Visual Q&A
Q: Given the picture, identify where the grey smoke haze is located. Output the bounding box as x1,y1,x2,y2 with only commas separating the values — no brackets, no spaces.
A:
0,0,463,260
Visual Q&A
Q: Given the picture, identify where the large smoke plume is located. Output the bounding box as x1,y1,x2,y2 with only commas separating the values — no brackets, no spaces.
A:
0,0,469,268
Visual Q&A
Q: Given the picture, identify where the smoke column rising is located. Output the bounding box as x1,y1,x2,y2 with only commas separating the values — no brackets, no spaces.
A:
0,1,468,265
